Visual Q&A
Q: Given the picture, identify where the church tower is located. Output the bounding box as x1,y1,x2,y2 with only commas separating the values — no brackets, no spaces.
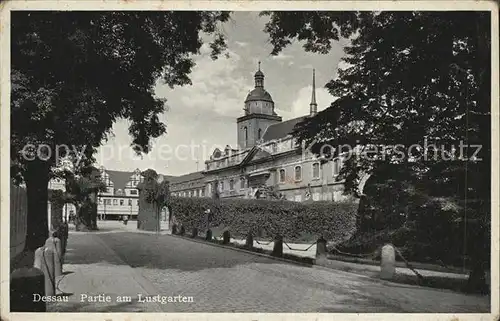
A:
237,62,282,149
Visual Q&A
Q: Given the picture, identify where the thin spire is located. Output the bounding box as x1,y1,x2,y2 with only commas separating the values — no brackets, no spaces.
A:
310,69,317,116
254,61,264,88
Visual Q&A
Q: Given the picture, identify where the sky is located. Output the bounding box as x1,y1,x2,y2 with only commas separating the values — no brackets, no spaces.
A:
94,11,349,177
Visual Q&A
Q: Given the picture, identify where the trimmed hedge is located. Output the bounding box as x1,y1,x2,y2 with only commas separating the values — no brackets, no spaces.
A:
169,197,358,242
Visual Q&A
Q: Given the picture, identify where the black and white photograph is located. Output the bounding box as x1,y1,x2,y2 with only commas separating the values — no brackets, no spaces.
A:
2,1,498,319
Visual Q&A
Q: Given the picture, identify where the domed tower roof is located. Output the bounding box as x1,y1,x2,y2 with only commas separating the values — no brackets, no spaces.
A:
245,61,274,103
245,87,274,103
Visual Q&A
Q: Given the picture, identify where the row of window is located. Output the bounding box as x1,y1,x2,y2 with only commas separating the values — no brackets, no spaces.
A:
99,198,139,206
218,177,247,192
101,175,143,188
279,158,343,183
214,158,343,192
101,188,138,195
243,127,259,146
172,188,205,198
243,126,280,150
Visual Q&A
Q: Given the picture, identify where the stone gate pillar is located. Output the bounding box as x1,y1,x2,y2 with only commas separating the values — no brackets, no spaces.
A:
48,190,64,232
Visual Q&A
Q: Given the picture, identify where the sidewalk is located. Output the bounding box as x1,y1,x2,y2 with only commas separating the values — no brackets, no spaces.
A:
48,231,164,312
228,237,470,281
74,220,171,235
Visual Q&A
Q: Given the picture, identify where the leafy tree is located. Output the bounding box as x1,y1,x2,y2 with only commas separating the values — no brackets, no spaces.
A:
137,169,170,232
59,166,107,231
11,11,230,250
140,169,170,207
262,11,491,292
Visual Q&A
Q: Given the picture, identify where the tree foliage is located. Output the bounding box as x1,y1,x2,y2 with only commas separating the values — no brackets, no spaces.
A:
137,169,170,209
49,166,107,230
261,11,491,292
262,11,490,198
12,11,231,174
11,11,231,249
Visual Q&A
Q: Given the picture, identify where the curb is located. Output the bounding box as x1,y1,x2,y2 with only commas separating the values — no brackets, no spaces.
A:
166,233,315,269
164,233,477,294
165,233,396,285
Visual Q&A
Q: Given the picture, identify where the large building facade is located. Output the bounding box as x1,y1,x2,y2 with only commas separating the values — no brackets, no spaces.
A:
97,167,175,220
48,167,174,221
97,167,143,220
170,65,348,202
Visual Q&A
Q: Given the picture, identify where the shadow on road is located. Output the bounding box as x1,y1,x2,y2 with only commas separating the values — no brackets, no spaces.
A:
64,231,286,272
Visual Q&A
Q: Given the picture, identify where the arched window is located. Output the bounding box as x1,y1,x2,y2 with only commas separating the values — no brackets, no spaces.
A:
294,166,302,181
258,128,262,140
312,162,320,179
229,179,234,190
333,158,342,177
244,126,248,146
279,169,286,183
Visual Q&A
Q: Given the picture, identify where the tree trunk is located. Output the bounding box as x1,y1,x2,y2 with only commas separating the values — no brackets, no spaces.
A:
76,201,91,231
466,222,489,293
465,17,490,294
24,161,50,251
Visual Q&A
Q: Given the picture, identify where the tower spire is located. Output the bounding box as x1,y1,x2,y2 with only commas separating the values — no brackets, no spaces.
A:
254,61,264,88
310,69,317,116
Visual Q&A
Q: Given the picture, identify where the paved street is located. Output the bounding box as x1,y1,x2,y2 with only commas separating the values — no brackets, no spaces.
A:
50,224,490,313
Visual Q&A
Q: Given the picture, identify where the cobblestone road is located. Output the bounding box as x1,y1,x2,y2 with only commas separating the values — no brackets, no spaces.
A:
92,232,490,313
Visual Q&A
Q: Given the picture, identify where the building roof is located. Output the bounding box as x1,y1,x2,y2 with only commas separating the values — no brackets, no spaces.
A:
244,87,274,103
262,116,307,142
105,169,175,190
170,171,205,184
105,170,135,191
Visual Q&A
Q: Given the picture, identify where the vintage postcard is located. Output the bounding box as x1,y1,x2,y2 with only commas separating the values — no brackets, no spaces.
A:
1,1,498,321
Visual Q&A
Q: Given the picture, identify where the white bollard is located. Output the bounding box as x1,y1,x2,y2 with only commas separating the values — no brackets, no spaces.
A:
380,244,396,280
34,247,56,296
45,236,63,277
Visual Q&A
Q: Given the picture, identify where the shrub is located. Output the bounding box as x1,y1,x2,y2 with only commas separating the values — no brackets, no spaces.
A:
169,197,358,241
